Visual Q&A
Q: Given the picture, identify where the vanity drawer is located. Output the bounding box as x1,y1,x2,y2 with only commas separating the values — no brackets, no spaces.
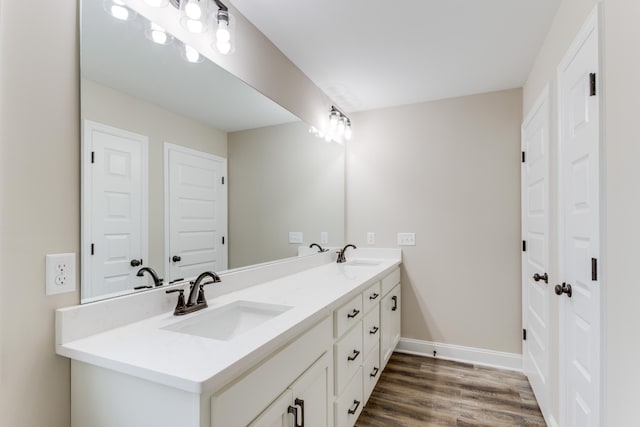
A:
381,268,400,296
363,305,380,357
334,366,363,427
334,322,363,395
362,281,381,313
334,294,363,338
363,343,381,404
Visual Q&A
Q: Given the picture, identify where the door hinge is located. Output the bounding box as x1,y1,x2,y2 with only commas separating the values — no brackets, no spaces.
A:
522,240,527,252
91,151,95,164
222,236,225,245
523,329,527,341
592,257,598,281
521,151,526,163
221,176,225,185
590,73,597,96
91,243,95,255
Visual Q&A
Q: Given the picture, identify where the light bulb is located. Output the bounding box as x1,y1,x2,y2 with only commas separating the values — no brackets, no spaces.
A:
185,0,202,19
186,19,204,33
216,40,231,55
337,117,346,136
329,111,339,130
110,4,129,20
344,122,352,140
185,45,200,63
216,22,231,43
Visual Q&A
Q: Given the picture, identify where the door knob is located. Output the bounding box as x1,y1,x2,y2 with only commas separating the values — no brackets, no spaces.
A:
172,255,182,262
130,259,142,267
533,272,548,283
554,282,572,298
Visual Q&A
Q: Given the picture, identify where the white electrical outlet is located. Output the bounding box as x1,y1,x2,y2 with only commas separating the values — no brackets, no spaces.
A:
46,253,76,295
320,232,328,244
397,232,416,246
289,231,304,244
367,232,376,245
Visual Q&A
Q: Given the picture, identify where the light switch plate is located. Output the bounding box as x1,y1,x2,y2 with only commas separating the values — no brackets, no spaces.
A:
46,253,76,295
397,232,416,246
289,231,304,244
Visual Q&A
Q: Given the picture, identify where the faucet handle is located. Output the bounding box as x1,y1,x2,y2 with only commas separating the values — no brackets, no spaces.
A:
166,289,186,313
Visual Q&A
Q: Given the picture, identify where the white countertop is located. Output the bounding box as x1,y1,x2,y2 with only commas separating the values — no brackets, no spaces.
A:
57,253,401,395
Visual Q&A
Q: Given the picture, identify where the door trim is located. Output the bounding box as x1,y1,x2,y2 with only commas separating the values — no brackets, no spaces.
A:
81,120,149,302
521,83,551,423
163,143,228,280
556,6,603,426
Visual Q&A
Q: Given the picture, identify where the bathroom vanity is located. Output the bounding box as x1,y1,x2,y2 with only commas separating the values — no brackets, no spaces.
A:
56,249,402,427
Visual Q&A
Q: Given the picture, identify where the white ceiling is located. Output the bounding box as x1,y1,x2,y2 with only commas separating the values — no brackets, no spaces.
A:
230,0,561,112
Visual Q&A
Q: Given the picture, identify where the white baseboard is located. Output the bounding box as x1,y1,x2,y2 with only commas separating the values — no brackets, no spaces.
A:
395,337,522,372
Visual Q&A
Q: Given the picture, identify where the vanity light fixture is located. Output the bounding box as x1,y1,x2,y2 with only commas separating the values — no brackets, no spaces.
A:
179,0,208,34
344,119,353,141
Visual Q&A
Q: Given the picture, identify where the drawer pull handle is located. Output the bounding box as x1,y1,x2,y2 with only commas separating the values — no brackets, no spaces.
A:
348,400,361,415
347,309,360,319
291,398,304,427
369,326,379,335
287,405,299,425
391,295,398,311
347,349,360,361
369,293,379,300
370,367,379,378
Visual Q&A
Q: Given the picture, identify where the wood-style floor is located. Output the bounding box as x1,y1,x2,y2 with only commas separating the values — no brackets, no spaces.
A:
355,352,546,427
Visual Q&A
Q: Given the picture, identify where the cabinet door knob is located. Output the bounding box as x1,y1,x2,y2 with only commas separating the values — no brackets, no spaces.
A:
554,282,573,298
130,259,142,267
533,272,548,283
172,255,182,262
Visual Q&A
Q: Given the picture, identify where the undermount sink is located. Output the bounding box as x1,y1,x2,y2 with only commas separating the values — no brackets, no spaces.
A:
162,300,292,341
345,259,382,266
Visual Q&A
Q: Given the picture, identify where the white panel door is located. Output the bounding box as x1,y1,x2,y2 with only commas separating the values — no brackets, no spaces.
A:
558,8,601,427
165,143,227,282
83,120,148,300
521,86,551,421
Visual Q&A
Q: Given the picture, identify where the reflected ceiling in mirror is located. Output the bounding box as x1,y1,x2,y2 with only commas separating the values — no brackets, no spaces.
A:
80,0,345,303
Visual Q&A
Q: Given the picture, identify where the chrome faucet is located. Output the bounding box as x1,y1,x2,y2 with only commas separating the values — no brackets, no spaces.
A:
135,267,163,288
165,271,221,315
337,244,357,263
309,243,327,253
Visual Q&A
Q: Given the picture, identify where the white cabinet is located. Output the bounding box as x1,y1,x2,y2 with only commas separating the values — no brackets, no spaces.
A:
380,283,401,368
250,353,331,427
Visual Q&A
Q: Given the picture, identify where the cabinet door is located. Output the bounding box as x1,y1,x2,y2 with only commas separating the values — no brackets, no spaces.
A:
249,390,294,427
380,284,401,367
290,353,332,427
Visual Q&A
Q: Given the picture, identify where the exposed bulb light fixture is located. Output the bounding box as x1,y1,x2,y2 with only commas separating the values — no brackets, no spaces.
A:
344,120,353,140
213,2,233,54
179,0,208,33
308,107,353,144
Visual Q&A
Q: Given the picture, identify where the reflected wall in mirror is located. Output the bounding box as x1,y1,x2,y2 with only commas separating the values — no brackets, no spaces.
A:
80,0,345,302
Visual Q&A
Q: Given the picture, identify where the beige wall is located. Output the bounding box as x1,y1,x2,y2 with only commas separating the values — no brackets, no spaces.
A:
228,121,345,268
346,89,523,353
81,78,227,281
525,0,640,424
0,1,79,426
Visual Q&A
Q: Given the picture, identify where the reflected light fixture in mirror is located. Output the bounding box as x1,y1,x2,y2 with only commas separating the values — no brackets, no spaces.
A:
105,0,133,20
141,0,234,54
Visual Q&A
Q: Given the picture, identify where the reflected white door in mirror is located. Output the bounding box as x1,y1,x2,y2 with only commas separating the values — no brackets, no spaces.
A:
82,120,149,301
164,143,228,283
